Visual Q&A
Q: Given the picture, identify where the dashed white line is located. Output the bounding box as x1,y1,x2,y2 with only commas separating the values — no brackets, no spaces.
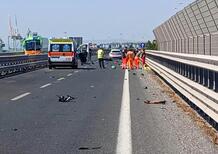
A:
116,69,132,154
40,83,52,89
57,77,65,81
11,92,31,101
67,73,73,77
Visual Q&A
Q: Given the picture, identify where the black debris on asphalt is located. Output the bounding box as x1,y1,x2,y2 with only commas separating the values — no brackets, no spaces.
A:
79,146,102,151
144,100,166,105
57,95,76,103
13,128,18,131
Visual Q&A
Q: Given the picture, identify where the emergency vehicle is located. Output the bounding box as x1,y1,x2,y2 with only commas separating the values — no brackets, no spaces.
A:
48,38,78,69
22,33,42,55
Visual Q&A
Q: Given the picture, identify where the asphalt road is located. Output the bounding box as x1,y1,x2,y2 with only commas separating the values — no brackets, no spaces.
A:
0,59,217,154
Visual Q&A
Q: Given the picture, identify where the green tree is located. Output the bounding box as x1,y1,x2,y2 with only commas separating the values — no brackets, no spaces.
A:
146,40,158,50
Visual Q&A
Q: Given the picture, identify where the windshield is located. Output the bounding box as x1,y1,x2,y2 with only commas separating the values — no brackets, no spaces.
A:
50,44,72,52
112,50,121,53
25,40,41,51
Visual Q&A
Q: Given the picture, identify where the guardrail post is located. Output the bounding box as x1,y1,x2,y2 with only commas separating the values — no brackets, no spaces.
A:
203,69,209,87
199,68,204,84
176,62,179,73
185,64,188,77
182,63,185,76
173,61,176,72
195,67,199,82
215,72,218,92
188,65,191,79
190,65,193,80
195,66,197,81
209,71,214,89
191,66,195,80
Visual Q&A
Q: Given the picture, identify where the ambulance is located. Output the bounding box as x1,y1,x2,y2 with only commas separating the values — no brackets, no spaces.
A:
48,38,78,69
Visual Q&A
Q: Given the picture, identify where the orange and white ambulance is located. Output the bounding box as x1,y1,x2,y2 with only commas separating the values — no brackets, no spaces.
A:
48,38,78,69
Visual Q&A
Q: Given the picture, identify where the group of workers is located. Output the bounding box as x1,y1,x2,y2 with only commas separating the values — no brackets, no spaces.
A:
121,47,146,70
91,47,147,70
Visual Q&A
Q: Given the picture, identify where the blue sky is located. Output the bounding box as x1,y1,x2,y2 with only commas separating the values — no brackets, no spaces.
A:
0,0,194,43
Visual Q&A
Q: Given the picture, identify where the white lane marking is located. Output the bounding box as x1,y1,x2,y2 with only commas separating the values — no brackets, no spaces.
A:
67,73,73,77
75,71,79,73
57,77,65,81
11,92,31,101
116,69,132,154
40,83,52,89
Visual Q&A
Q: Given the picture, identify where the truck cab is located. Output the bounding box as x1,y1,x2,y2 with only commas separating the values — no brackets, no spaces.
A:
48,38,78,69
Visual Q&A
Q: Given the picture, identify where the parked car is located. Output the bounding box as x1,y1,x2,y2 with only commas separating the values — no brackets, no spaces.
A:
109,49,122,59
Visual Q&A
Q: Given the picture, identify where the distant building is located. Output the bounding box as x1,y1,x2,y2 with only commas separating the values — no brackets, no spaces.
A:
0,38,5,52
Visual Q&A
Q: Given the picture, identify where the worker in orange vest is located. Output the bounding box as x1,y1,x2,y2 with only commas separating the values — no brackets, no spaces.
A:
126,50,135,70
121,52,127,69
136,48,146,69
141,49,146,67
134,56,140,69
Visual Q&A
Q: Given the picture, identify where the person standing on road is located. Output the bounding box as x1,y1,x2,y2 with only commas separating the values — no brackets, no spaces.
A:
87,45,94,64
121,52,127,69
97,48,105,69
126,50,135,70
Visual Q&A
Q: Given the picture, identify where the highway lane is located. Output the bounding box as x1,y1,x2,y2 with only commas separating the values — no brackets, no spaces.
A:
0,61,124,154
0,67,91,102
0,60,217,153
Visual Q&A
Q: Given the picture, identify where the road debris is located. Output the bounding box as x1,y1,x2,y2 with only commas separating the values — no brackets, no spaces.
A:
111,65,116,69
160,107,167,110
13,128,18,131
151,68,218,145
79,146,102,151
57,95,76,103
136,98,140,101
144,87,148,89
141,73,144,76
144,100,166,105
133,72,136,75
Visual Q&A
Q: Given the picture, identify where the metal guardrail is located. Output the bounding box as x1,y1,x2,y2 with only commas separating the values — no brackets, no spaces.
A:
0,50,24,56
146,50,218,127
0,54,48,78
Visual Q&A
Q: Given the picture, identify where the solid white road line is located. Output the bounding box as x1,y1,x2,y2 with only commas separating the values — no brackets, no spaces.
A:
40,83,52,89
67,73,73,77
116,69,132,154
57,77,65,81
11,92,31,101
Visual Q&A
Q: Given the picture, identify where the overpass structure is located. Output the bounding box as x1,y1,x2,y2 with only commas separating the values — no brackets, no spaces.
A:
150,0,218,127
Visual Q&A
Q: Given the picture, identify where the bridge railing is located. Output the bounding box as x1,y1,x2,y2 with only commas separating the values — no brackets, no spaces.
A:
146,50,218,126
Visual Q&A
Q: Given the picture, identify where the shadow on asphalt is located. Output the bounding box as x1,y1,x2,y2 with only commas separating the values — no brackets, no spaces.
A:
77,67,96,70
52,67,96,70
